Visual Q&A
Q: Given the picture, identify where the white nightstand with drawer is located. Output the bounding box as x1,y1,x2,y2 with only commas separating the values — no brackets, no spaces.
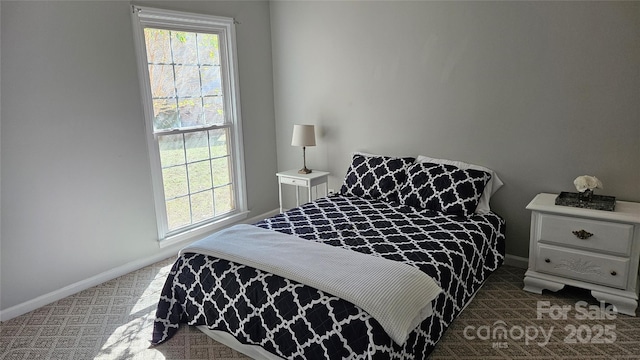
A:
277,170,330,213
523,193,640,316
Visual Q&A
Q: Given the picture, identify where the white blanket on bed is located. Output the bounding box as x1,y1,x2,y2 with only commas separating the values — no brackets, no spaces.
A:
180,224,442,345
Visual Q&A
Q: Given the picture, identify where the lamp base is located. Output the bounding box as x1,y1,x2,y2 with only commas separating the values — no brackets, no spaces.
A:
298,167,312,174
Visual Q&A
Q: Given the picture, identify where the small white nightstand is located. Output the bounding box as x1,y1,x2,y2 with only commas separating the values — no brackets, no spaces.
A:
277,170,330,213
523,193,640,316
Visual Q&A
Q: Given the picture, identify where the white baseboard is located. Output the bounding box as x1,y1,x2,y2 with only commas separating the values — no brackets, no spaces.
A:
0,249,180,322
0,208,280,322
248,209,280,223
504,254,529,269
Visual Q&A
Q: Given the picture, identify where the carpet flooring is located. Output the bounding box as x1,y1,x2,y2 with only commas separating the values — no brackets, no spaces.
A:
1,258,638,359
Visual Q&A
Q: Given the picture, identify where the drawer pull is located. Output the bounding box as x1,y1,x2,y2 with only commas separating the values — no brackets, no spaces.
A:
611,271,617,276
572,229,594,240
545,258,551,263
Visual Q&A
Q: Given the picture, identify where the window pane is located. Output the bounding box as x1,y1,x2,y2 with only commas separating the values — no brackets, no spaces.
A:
148,64,176,99
158,134,185,168
158,134,185,167
171,31,198,65
214,184,233,215
209,128,229,157
211,157,230,186
153,99,179,130
184,132,209,163
201,66,222,96
162,165,188,199
191,190,214,223
175,65,201,98
144,28,171,64
197,33,220,66
203,96,224,125
166,196,191,231
188,161,212,193
178,98,204,128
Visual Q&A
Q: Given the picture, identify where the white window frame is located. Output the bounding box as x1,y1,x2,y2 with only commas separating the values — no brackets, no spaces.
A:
131,6,248,246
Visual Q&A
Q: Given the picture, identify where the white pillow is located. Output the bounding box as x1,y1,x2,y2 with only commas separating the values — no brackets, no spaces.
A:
415,155,503,214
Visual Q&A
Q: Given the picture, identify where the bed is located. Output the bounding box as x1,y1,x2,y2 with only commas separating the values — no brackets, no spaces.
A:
151,153,506,359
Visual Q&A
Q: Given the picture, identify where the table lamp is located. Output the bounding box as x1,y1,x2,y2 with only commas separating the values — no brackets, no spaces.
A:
291,124,316,174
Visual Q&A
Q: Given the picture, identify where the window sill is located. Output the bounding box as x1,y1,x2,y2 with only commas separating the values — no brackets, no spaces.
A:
158,211,250,249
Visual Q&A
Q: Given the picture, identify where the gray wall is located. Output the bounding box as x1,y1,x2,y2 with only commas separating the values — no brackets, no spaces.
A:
270,1,640,258
0,1,277,312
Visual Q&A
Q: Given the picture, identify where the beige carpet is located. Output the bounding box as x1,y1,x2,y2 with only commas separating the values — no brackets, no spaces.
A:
1,258,638,359
430,266,640,359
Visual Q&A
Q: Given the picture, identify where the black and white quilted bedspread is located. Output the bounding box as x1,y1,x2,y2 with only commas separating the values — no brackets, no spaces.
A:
152,195,505,359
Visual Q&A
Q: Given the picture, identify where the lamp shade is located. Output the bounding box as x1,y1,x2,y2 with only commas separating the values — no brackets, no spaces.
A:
291,124,316,147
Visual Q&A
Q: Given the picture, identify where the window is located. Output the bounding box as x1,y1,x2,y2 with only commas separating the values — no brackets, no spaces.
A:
132,6,247,244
